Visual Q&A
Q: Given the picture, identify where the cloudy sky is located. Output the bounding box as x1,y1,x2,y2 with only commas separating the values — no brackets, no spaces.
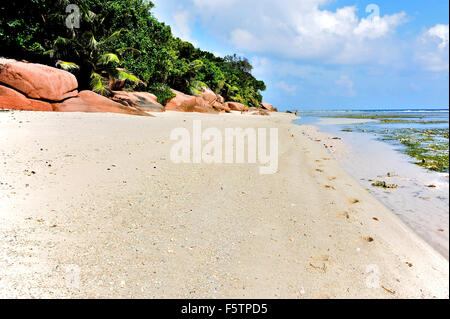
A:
152,0,449,110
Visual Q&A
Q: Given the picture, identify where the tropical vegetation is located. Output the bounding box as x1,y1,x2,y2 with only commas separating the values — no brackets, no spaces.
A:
0,0,266,106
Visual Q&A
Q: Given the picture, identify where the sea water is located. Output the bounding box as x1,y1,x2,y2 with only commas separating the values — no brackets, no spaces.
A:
295,109,449,259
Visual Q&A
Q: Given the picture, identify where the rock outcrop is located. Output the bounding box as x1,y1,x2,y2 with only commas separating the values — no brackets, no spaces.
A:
0,59,275,116
260,102,274,112
216,94,225,104
0,59,150,116
252,109,270,116
0,85,53,111
199,87,217,105
111,91,164,112
212,93,231,113
165,89,218,114
202,89,231,113
212,101,231,113
163,87,232,114
55,91,151,116
0,58,78,101
226,102,248,112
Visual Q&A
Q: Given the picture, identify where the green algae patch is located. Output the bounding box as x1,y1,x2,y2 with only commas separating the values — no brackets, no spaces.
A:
324,111,449,173
371,181,398,189
379,119,449,124
361,128,449,172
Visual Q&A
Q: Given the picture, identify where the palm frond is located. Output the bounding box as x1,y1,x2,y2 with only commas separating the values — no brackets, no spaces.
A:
116,47,141,56
189,59,204,70
56,61,80,71
88,10,96,21
78,4,96,23
89,35,99,49
101,29,125,44
114,69,143,85
90,72,108,95
54,36,72,46
98,53,120,65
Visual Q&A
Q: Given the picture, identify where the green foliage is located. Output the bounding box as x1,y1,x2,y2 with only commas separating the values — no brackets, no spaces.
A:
189,80,208,96
165,39,265,107
98,0,175,86
0,0,68,63
47,27,143,94
0,0,266,106
148,83,175,105
56,61,80,71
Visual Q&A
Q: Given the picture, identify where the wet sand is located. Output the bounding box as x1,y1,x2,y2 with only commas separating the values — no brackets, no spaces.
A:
297,117,449,259
336,131,449,259
0,110,448,298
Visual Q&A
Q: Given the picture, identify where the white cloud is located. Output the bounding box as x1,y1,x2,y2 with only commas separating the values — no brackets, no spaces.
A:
173,12,190,39
251,57,270,75
335,75,356,96
276,81,297,95
415,24,449,72
230,29,256,48
429,24,449,49
152,0,447,106
172,0,407,65
354,13,406,39
172,11,198,47
153,0,410,67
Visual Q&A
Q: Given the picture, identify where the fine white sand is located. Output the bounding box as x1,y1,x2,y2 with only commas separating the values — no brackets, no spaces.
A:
0,110,448,298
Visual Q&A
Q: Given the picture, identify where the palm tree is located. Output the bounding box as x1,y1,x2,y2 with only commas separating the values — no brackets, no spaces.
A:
45,4,142,95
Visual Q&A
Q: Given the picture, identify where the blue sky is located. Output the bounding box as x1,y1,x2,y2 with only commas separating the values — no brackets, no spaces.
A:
152,0,449,110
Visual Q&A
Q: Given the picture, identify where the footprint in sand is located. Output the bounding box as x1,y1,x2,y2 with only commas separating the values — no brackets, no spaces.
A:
336,209,359,222
328,177,337,181
315,169,324,173
323,185,336,190
348,198,360,204
361,236,374,243
308,255,330,273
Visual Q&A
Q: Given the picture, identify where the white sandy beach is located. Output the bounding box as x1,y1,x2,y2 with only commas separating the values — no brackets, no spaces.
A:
0,110,448,298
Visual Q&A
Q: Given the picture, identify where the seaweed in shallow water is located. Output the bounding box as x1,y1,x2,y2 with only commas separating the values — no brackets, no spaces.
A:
365,128,449,172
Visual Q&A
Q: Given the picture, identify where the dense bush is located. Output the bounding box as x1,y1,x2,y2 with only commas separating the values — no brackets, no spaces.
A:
148,83,175,105
0,0,266,106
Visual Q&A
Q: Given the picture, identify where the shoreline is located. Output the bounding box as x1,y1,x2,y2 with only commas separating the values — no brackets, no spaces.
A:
0,110,448,298
295,113,449,259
